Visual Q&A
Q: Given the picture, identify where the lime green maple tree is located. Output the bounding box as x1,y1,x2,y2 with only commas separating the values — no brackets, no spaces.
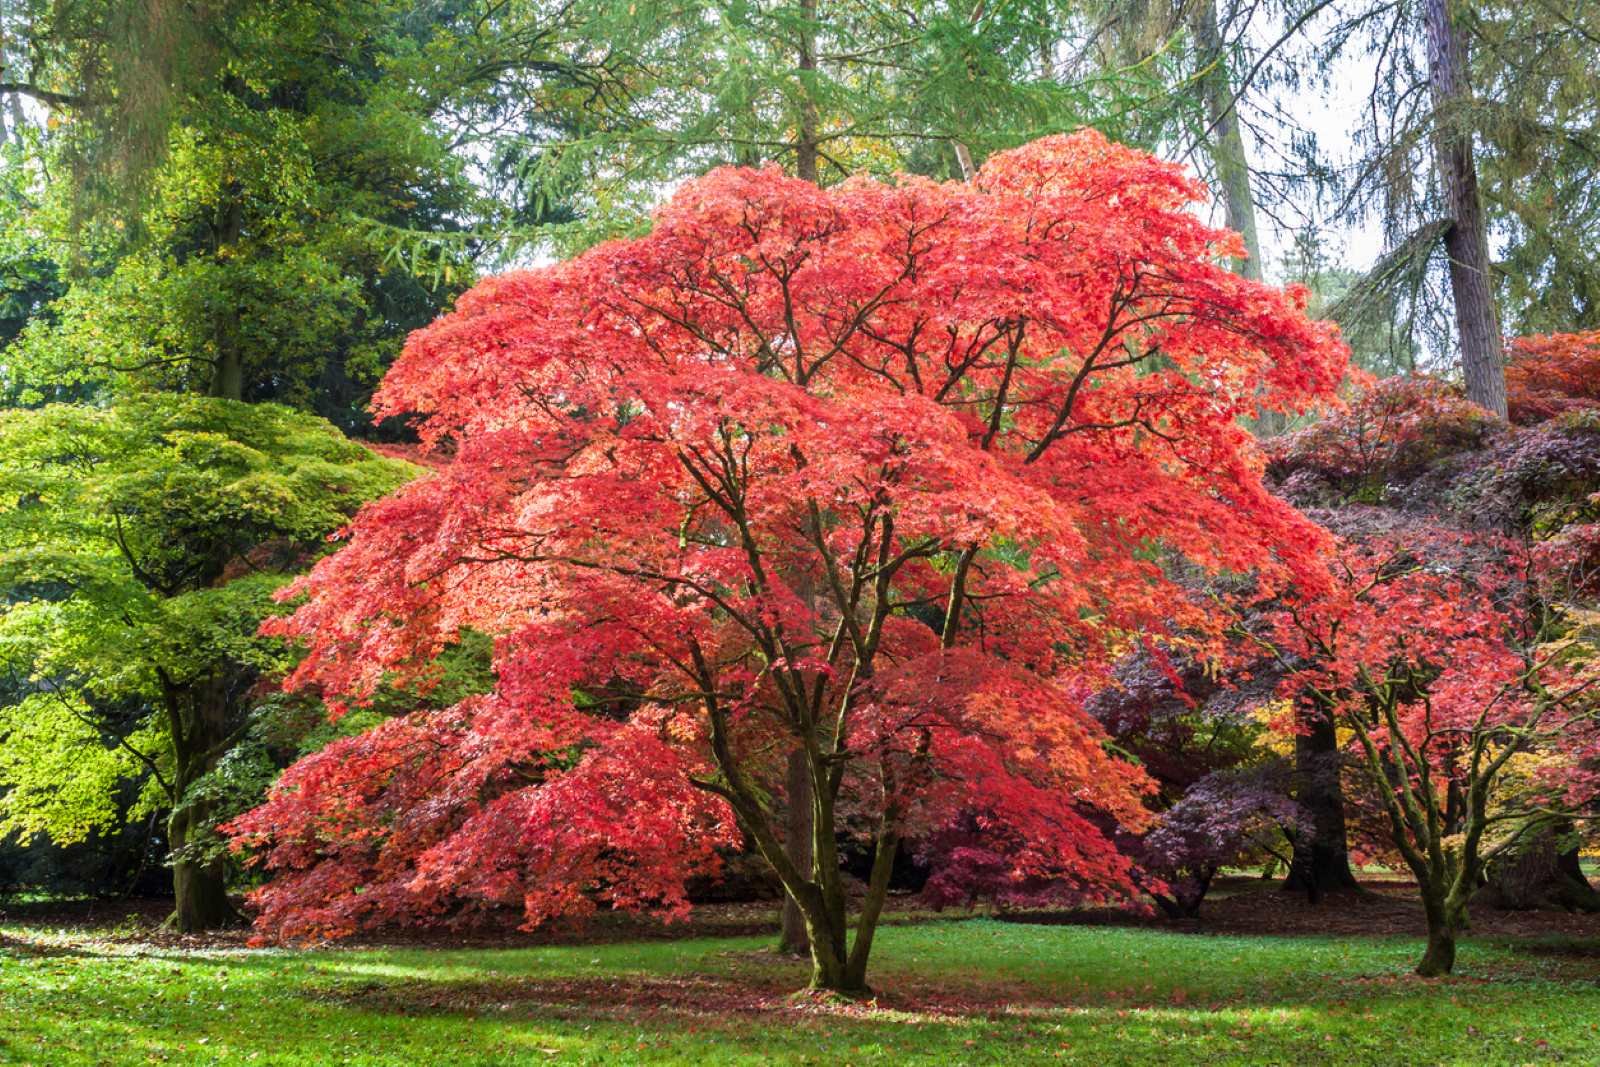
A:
0,395,411,929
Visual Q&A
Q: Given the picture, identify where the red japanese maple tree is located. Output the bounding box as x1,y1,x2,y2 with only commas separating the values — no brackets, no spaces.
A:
230,131,1348,992
1241,523,1600,976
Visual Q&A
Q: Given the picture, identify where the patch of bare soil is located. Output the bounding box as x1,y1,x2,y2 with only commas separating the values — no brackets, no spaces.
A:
1191,878,1600,944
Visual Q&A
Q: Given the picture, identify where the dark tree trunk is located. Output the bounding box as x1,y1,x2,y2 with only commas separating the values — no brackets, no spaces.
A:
778,4,821,957
168,805,236,933
1417,922,1458,977
1479,822,1600,912
778,749,813,956
1283,703,1358,898
767,748,894,995
1553,840,1600,911
794,0,819,185
1153,876,1213,920
161,676,240,933
1423,0,1507,418
1189,0,1262,282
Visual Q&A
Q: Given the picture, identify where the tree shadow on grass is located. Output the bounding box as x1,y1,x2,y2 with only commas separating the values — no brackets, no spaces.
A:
283,965,1600,1067
298,959,1397,1026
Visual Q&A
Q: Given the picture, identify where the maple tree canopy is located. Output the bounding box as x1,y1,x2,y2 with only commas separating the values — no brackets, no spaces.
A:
231,130,1349,990
1240,522,1600,975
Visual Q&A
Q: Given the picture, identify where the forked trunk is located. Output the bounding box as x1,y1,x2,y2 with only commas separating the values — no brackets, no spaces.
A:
801,914,873,995
806,931,866,994
788,826,899,995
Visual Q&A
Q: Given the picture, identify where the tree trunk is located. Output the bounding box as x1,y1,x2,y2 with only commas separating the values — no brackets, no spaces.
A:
1554,839,1600,912
776,746,892,994
161,676,240,933
1283,703,1358,898
1423,0,1507,418
791,828,895,995
1189,0,1263,282
167,804,236,933
779,0,822,960
953,141,977,182
1480,823,1600,912
1417,923,1457,977
208,186,245,402
795,881,862,993
794,0,820,185
804,926,860,993
778,749,813,956
1417,893,1464,976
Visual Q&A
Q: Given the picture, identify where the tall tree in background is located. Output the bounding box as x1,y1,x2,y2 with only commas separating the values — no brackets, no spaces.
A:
1422,0,1504,416
1,0,497,421
0,0,528,922
1472,0,1600,335
1187,0,1264,280
1303,0,1600,416
468,0,1189,246
1076,0,1300,281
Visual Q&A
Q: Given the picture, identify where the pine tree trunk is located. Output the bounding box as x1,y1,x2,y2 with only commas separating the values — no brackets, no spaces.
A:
1189,0,1263,281
1284,703,1358,898
794,0,820,185
1423,0,1507,418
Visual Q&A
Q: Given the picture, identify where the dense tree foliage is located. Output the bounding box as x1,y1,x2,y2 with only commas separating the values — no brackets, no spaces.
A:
228,132,1346,990
0,396,410,928
2,0,501,424
2,0,1598,1012
1239,525,1600,975
1265,351,1600,950
1506,330,1600,427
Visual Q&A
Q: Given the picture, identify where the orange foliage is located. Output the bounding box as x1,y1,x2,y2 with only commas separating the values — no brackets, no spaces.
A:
1506,330,1600,426
229,133,1348,977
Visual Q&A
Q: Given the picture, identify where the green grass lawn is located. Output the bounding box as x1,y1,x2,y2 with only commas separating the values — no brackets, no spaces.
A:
4,916,1599,1065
